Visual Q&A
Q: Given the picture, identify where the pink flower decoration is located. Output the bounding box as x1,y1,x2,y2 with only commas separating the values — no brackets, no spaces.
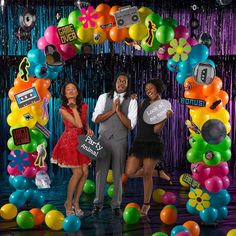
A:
78,6,99,28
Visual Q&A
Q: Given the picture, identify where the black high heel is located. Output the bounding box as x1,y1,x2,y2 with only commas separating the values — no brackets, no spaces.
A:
157,168,173,185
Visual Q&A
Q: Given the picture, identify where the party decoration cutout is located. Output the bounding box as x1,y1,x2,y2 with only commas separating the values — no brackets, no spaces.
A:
185,120,201,134
19,8,36,31
210,99,222,110
23,113,33,120
78,6,99,28
12,127,31,146
201,119,227,144
78,135,107,160
143,99,172,124
114,6,140,29
179,98,206,107
34,144,47,168
125,38,141,50
35,171,51,189
182,174,200,189
188,188,210,211
8,150,30,171
35,122,51,138
14,87,40,108
193,62,215,85
145,20,156,46
45,45,64,66
57,24,78,44
41,98,49,120
19,57,30,82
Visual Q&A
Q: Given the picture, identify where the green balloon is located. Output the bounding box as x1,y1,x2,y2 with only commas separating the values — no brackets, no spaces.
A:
38,138,48,148
152,232,168,236
83,179,95,194
163,205,178,213
107,184,114,198
7,137,20,150
123,207,140,225
16,211,35,229
155,25,174,44
186,148,203,163
141,38,160,52
41,204,57,215
163,18,178,28
58,17,69,27
145,13,163,28
209,136,231,151
203,150,221,166
31,128,45,140
22,140,37,153
74,42,82,52
189,134,208,151
220,149,231,161
68,10,83,29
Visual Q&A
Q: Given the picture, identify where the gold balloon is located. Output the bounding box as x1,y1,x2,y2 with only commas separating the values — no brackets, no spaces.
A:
129,23,148,41
77,26,93,43
138,7,153,23
92,27,107,44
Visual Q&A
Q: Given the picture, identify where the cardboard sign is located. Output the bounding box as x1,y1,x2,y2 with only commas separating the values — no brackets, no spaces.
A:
78,135,107,160
57,24,78,44
34,144,47,168
182,173,200,189
19,57,30,82
193,62,215,85
12,127,31,146
35,122,51,139
179,98,206,107
143,99,172,124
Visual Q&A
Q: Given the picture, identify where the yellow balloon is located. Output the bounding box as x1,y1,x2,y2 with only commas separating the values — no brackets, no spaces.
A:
225,122,231,134
190,108,210,129
92,27,107,44
10,102,18,112
179,174,189,188
106,169,113,183
129,23,148,41
210,108,230,123
0,203,18,220
45,210,64,230
7,113,18,127
152,188,165,203
20,115,36,128
138,7,153,23
227,229,236,236
77,26,93,43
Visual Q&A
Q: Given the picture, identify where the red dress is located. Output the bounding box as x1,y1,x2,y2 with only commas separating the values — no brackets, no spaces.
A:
51,103,91,167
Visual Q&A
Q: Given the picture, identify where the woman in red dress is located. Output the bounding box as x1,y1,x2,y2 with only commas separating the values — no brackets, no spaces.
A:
51,82,93,217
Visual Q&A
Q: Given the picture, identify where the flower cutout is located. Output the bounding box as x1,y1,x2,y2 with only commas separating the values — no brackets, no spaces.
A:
168,38,191,62
8,150,30,171
78,6,99,28
188,188,210,211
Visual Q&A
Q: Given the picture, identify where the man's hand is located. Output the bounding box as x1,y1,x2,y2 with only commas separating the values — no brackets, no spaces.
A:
130,93,138,100
115,98,120,113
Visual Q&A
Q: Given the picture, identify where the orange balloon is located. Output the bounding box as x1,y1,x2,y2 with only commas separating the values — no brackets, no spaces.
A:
8,87,16,101
96,3,111,17
160,208,177,225
205,95,223,113
29,208,45,225
218,90,229,106
202,76,222,96
14,75,37,90
184,77,203,93
184,90,206,110
109,6,120,17
109,26,128,42
125,202,141,211
97,16,115,32
183,221,200,236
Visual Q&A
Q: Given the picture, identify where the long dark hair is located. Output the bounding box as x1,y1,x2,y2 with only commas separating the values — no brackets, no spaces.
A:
144,79,166,98
61,82,83,112
108,72,130,99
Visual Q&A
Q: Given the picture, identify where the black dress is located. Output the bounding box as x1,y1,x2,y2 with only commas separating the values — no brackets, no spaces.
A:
129,99,164,160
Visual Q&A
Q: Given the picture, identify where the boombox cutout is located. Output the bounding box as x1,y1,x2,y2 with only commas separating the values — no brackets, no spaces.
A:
114,6,140,29
193,62,215,85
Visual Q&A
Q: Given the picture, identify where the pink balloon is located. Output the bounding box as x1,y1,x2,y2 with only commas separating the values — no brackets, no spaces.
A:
22,166,38,178
191,162,211,179
162,192,176,205
210,162,229,177
174,25,189,39
176,232,192,236
222,176,230,189
37,36,50,50
205,176,223,193
58,44,77,60
156,44,171,60
187,37,198,47
44,26,61,46
7,164,21,176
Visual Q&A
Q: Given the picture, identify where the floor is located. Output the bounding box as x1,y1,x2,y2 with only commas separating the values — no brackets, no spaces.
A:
0,171,236,236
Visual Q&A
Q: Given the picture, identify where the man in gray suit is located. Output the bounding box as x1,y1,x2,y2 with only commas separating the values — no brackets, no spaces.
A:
91,72,138,216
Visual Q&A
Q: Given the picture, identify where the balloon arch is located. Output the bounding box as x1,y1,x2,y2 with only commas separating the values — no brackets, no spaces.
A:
3,2,231,230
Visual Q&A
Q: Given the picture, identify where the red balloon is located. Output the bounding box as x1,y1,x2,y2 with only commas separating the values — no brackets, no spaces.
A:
174,25,189,39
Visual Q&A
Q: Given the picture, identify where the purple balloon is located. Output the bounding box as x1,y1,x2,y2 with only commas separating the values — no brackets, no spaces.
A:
44,26,61,46
162,192,176,205
37,36,50,50
174,25,189,39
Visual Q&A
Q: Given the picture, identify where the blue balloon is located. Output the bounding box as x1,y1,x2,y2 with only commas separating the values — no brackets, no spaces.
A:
171,225,189,236
216,206,228,220
48,65,63,72
27,49,46,64
12,175,29,190
27,61,37,77
200,207,218,223
9,175,15,186
47,70,58,80
186,201,199,215
210,190,230,208
176,72,186,84
167,58,179,72
24,189,35,201
179,60,193,75
9,190,27,208
205,59,216,68
29,190,45,207
63,215,81,233
189,44,209,64
34,65,49,78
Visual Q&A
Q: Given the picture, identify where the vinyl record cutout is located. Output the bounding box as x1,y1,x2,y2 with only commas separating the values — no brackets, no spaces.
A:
16,27,31,40
201,119,227,144
19,8,36,32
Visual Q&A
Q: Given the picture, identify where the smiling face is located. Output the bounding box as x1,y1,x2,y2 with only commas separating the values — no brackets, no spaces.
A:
145,83,160,101
65,83,78,99
115,75,128,93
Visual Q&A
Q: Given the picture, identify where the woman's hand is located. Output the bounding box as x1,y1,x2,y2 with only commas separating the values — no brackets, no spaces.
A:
130,93,138,100
87,128,94,136
68,103,77,110
166,110,173,119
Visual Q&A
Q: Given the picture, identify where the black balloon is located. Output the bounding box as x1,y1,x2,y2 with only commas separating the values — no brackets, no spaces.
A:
201,119,227,145
197,32,212,48
190,18,199,29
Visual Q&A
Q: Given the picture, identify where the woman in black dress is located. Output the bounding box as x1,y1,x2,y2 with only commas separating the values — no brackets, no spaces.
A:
125,79,173,216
